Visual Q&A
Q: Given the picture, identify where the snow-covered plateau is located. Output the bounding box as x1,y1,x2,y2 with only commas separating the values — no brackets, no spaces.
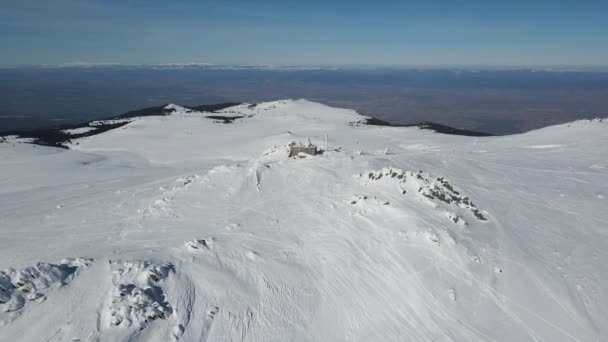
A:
0,99,607,341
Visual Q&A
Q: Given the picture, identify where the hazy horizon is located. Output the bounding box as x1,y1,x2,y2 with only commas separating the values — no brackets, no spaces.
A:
3,64,608,71
2,66,607,135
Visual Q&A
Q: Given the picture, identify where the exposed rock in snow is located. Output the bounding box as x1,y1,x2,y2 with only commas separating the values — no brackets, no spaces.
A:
89,118,132,127
361,167,488,221
105,260,174,330
0,258,92,313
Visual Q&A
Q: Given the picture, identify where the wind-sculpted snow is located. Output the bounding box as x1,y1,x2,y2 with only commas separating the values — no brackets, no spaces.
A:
361,167,488,222
184,238,214,253
105,260,174,330
0,258,92,314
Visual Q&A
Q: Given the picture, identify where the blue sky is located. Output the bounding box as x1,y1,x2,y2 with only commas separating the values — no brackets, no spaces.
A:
1,0,607,66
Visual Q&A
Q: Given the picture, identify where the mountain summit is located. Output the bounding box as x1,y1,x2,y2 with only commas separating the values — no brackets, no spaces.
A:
1,100,607,341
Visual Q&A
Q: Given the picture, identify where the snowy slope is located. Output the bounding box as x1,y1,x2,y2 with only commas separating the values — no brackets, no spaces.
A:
0,100,607,341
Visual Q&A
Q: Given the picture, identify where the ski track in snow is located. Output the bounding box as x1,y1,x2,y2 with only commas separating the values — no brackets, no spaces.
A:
0,100,607,341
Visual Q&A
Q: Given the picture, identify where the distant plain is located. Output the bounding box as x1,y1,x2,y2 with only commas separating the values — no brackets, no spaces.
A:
1,66,607,135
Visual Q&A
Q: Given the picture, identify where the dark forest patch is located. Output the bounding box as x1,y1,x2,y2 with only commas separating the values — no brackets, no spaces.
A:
364,117,493,137
118,105,174,118
0,102,242,148
188,102,241,112
204,115,245,124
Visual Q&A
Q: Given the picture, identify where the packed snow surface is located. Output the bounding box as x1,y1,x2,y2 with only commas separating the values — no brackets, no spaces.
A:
0,99,607,341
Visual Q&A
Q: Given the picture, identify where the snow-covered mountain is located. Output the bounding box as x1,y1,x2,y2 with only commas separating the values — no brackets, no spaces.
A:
1,99,607,341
